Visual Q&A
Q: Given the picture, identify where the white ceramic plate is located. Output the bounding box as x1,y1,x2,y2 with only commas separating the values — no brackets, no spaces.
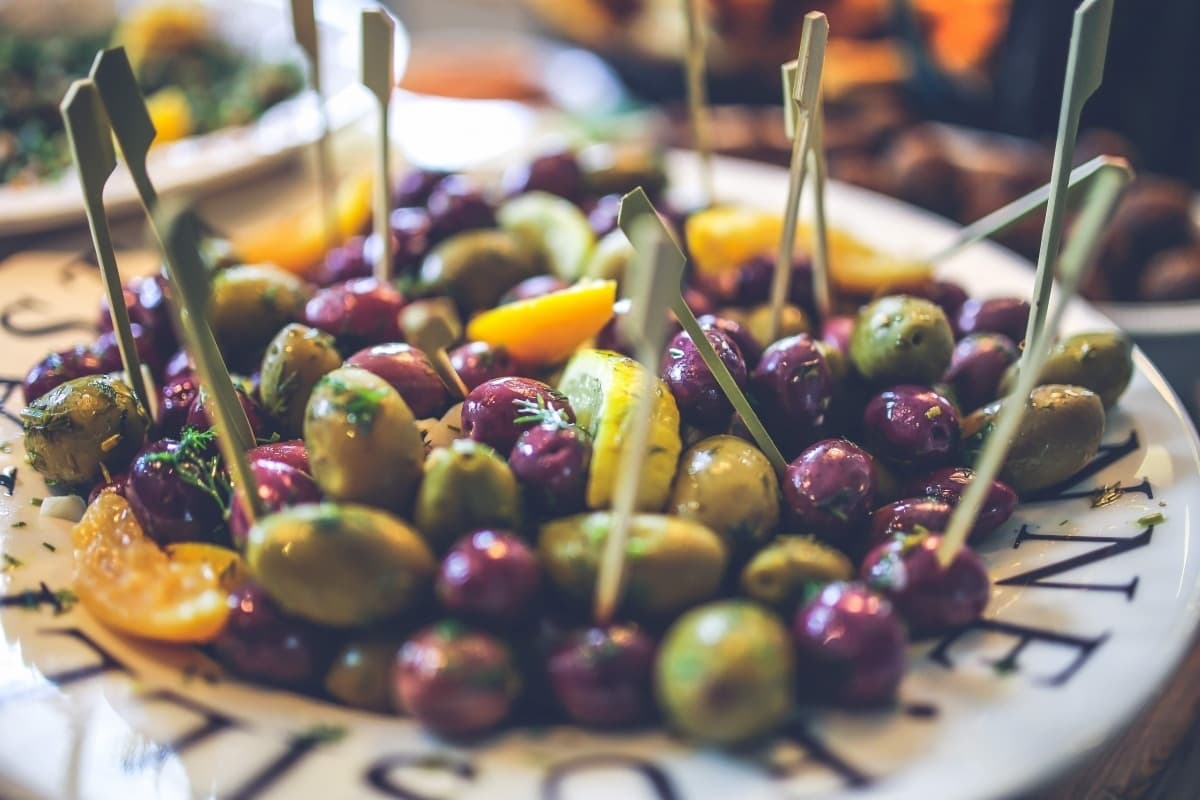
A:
1,154,1199,800
0,0,406,237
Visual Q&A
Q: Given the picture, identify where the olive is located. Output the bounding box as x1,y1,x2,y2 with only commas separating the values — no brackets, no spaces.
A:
22,374,149,489
582,228,632,282
304,366,425,510
303,277,406,350
229,458,322,550
461,376,575,455
418,230,539,315
394,167,450,208
1138,245,1200,302
812,338,847,383
668,435,780,559
246,439,310,474
499,275,571,305
427,175,497,238
211,583,332,690
548,623,656,727
744,302,811,351
509,424,591,517
867,498,953,549
126,436,226,545
750,334,833,456
884,279,969,324
739,535,854,610
904,466,1017,537
208,265,312,364
98,274,175,356
185,386,274,443
313,235,371,287
862,385,960,467
414,439,521,553
943,333,1019,412
578,142,667,198
792,582,907,707
246,503,435,626
820,314,855,356
347,343,451,419
655,600,794,744
850,295,954,386
955,297,1030,343
1099,178,1195,296
321,638,400,712
449,341,532,392
436,529,540,623
660,329,746,431
586,193,622,238
259,324,342,437
783,438,877,554
538,512,727,619
698,314,762,367
393,621,522,736
501,150,585,201
387,207,437,275
22,347,102,404
1033,331,1133,410
861,533,990,635
93,323,167,381
158,376,199,437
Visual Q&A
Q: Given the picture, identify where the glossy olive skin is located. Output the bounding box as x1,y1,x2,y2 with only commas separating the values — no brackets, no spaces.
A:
393,621,522,737
303,278,406,350
314,235,372,287
660,329,747,430
426,175,497,238
698,314,762,367
324,638,401,712
955,297,1030,343
943,333,1019,412
793,582,907,707
449,341,531,392
386,207,437,275
538,513,727,619
158,377,199,437
419,230,539,314
185,387,274,444
304,367,425,510
208,265,312,363
548,624,656,727
668,435,780,559
783,438,877,554
126,437,226,546
22,346,103,404
509,424,591,516
745,303,811,351
229,458,322,550
461,376,575,455
851,295,955,386
414,439,521,554
92,322,168,380
888,279,968,324
862,385,960,467
259,323,342,437
750,334,833,456
739,535,854,610
347,343,451,420
655,600,794,744
211,583,331,690
861,534,990,635
246,439,310,474
245,503,436,627
867,498,953,549
394,167,449,208
904,466,1018,537
1035,331,1133,409
436,529,540,623
98,275,175,357
501,150,585,201
22,375,149,489
500,274,571,305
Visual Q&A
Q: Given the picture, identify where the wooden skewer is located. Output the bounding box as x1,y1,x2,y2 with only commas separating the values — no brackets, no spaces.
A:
400,299,470,401
680,0,714,208
90,48,161,219
289,0,338,252
361,7,395,283
807,94,832,324
59,79,152,419
936,161,1131,567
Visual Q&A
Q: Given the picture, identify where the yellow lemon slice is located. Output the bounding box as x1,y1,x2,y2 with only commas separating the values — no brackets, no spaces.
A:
466,280,617,365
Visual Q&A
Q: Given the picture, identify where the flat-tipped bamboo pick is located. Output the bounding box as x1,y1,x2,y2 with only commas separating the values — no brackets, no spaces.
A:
60,79,152,419
1022,0,1114,354
289,0,337,251
807,96,832,324
361,7,395,283
619,188,788,476
400,299,470,401
681,0,714,208
936,161,1131,568
90,48,160,218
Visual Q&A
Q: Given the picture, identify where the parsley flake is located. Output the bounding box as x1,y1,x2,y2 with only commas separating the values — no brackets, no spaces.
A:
1137,512,1166,527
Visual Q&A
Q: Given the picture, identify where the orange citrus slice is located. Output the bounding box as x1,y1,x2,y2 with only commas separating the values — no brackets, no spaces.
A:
466,279,617,365
71,492,236,643
685,206,783,276
806,223,934,294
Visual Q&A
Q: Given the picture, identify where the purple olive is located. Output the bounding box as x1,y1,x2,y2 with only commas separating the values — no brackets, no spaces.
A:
501,150,585,201
548,624,656,727
211,583,331,689
661,328,747,430
159,377,200,437
587,194,622,238
698,314,762,367
904,466,1018,538
500,275,571,305
185,387,273,443
98,275,175,356
691,254,813,308
164,349,192,384
314,236,372,287
861,534,990,635
387,207,436,275
449,341,532,391
229,459,322,550
509,424,591,515
92,322,167,379
303,278,406,348
943,333,1019,412
821,315,855,356
22,347,100,403
246,439,311,474
956,297,1030,343
347,343,451,419
896,280,969,323
394,168,450,208
751,334,834,456
125,437,226,545
868,498,953,549
393,621,522,736
784,438,878,554
462,377,575,455
793,582,907,707
436,529,540,623
427,175,496,238
862,385,960,467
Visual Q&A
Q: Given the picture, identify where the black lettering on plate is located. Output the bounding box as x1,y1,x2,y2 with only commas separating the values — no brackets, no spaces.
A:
544,754,679,800
366,753,476,799
930,619,1109,686
0,377,21,430
0,465,15,495
0,627,130,706
1021,477,1153,506
1024,431,1140,502
123,689,239,769
774,722,873,788
1000,524,1154,599
0,296,94,338
225,730,335,800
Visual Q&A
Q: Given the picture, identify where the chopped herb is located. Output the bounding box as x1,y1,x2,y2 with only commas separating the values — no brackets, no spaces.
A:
41,542,56,552
325,378,388,431
291,724,346,746
925,406,942,420
99,433,122,453
2,554,23,570
1059,520,1069,526
993,659,1018,676
11,521,26,529
1137,512,1166,527
261,284,280,308
1091,482,1123,508
30,498,43,507
51,588,78,614
145,428,232,513
512,393,574,431
0,441,11,454
1159,500,1168,508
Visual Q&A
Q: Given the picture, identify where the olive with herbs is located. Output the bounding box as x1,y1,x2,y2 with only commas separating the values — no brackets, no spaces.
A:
943,333,1019,412
126,434,226,546
783,438,877,555
185,386,274,443
739,535,854,610
1033,331,1133,410
259,323,342,437
862,385,960,467
208,265,312,365
660,328,747,430
347,343,451,419
158,377,199,437
22,346,103,404
750,334,833,456
904,466,1017,537
509,424,591,516
698,314,762,366
548,623,657,727
867,498,953,549
861,533,990,635
461,376,575,455
850,295,954,386
414,439,521,553
246,439,310,474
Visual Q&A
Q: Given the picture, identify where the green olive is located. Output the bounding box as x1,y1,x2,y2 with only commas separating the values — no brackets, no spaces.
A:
667,435,780,559
745,303,810,350
324,637,401,711
579,143,667,197
304,366,424,510
538,512,727,619
739,536,854,609
497,191,596,281
245,503,436,627
583,228,633,282
813,339,847,382
208,265,312,363
655,600,794,744
413,439,521,553
418,230,539,314
850,295,954,385
260,323,342,437
22,375,149,489
1034,331,1133,409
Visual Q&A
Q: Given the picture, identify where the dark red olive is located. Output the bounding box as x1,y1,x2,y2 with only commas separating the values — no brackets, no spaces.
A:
347,343,450,419
661,328,746,430
862,385,960,467
500,275,571,305
303,277,406,348
158,376,200,437
436,529,540,623
943,333,1019,411
896,280,969,324
98,275,175,356
386,207,436,274
698,313,762,366
868,497,953,549
22,347,100,403
904,466,1018,538
793,582,907,707
449,341,532,391
751,334,834,456
92,322,167,379
861,534,990,635
821,315,855,356
501,150,585,201
784,438,877,554
314,236,372,287
461,377,575,455
164,349,192,384
691,254,813,309
211,583,331,690
185,387,274,443
509,425,591,516
956,297,1030,343
587,194,622,238
246,439,310,474
547,623,656,727
426,175,496,238
394,168,450,208
125,436,226,545
229,459,322,550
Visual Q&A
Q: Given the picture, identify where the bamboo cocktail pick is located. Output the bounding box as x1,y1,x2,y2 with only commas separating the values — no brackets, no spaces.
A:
400,299,470,400
807,104,832,323
60,79,152,419
1022,0,1114,356
681,0,714,208
936,161,1131,568
619,188,788,476
289,0,338,251
90,48,160,218
593,217,678,624
361,7,395,283
770,12,828,342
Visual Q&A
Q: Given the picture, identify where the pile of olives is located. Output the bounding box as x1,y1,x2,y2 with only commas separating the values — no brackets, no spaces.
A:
19,145,1136,745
